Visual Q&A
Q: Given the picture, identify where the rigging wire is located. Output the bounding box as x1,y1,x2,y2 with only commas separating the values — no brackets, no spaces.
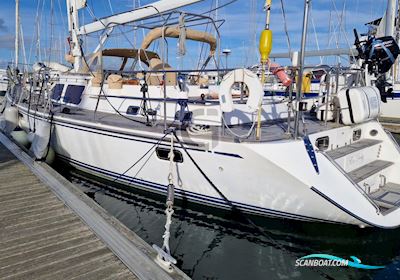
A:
172,131,334,280
200,0,239,16
279,0,292,57
112,132,169,184
310,8,322,65
28,0,42,65
330,0,355,61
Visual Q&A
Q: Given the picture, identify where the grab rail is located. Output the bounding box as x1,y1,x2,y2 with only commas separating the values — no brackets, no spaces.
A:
318,150,381,215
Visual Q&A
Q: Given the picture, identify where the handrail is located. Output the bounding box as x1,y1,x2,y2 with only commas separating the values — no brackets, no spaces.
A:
318,150,381,215
103,68,235,75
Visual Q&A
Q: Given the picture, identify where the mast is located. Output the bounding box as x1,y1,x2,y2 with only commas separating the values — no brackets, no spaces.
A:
66,0,84,72
385,0,396,37
294,0,311,139
15,0,19,68
256,0,273,140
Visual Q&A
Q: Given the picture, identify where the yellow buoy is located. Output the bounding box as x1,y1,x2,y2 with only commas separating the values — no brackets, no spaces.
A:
259,29,273,63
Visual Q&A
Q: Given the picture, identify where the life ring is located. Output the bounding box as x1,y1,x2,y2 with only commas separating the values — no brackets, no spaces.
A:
219,68,263,113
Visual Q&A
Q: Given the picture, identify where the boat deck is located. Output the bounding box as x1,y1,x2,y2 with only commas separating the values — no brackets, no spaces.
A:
0,132,189,280
25,101,341,143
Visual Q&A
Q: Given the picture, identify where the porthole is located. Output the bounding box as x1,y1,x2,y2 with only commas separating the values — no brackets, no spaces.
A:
370,129,378,137
156,147,183,163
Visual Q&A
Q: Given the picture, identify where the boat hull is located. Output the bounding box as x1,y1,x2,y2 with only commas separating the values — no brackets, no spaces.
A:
18,108,369,226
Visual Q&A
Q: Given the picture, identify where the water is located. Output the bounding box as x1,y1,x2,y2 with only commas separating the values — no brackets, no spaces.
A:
54,135,400,280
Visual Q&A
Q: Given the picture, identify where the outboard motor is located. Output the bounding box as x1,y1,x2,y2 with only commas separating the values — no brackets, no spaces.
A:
354,29,399,102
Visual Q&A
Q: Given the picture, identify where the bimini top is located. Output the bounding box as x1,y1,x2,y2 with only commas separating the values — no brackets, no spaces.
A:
101,48,160,63
84,48,161,72
141,27,217,56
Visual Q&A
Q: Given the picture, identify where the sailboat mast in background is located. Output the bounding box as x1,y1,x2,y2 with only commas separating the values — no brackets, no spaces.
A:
15,0,19,68
385,0,396,37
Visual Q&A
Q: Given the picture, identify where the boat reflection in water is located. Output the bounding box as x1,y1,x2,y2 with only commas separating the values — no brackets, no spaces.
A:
56,159,400,280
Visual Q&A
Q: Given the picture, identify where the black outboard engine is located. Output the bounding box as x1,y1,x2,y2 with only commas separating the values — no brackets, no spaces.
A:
354,29,399,102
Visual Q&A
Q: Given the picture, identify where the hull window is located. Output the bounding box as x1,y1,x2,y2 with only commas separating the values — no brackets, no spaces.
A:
156,147,183,163
51,84,64,101
63,85,85,105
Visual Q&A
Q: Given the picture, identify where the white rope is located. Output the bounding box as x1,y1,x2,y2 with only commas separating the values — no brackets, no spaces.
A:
186,124,212,136
161,207,174,256
159,134,175,260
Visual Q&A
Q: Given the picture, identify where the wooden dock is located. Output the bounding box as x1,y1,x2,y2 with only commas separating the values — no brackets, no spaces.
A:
0,132,189,280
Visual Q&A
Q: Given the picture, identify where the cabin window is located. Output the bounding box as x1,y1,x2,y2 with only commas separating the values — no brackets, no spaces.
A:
315,136,329,151
156,147,183,163
353,129,362,141
51,84,64,101
63,85,85,105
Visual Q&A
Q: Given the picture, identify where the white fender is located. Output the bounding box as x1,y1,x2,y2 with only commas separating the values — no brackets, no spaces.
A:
2,106,19,134
338,86,381,125
219,69,263,113
30,121,51,160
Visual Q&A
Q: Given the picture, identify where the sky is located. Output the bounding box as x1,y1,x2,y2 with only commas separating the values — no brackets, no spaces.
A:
0,0,391,69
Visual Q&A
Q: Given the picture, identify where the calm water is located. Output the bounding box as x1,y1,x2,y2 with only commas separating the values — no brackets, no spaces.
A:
55,134,400,280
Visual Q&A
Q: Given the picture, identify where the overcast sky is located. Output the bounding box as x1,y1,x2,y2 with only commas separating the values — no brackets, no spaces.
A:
0,0,391,68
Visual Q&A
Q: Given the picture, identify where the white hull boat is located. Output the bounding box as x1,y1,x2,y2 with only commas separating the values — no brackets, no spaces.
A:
7,74,400,228
3,0,400,229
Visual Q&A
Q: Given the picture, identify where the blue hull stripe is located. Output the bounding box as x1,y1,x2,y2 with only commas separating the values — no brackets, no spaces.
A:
310,187,395,229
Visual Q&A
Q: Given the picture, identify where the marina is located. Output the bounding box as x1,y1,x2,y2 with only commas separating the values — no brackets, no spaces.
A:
1,0,400,279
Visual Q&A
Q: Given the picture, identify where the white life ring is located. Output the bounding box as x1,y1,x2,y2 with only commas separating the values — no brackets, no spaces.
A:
219,68,263,113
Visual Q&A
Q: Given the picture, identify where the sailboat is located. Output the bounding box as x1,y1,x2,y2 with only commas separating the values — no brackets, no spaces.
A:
3,0,400,229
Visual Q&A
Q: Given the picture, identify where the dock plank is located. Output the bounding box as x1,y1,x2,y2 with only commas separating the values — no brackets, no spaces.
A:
0,132,189,280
